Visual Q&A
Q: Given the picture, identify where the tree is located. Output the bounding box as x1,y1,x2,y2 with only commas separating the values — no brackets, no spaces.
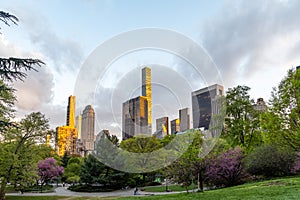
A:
0,112,51,200
164,130,204,193
80,154,105,185
245,144,296,177
205,147,246,187
0,11,46,200
120,136,163,186
0,11,44,82
224,85,262,150
63,157,82,184
261,68,300,150
0,80,15,131
37,157,64,192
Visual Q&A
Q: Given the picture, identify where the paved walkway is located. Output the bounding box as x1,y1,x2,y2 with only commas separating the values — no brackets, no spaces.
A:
6,186,185,197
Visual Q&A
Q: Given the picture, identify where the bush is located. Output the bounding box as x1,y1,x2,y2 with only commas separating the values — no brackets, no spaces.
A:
291,152,300,174
205,147,247,187
245,145,296,177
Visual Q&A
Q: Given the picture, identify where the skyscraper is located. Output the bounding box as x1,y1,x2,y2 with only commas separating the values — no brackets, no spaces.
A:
122,96,149,140
66,95,76,127
75,115,82,139
179,108,190,132
56,95,78,156
81,105,95,151
142,67,152,134
154,117,169,138
170,118,180,134
192,84,224,130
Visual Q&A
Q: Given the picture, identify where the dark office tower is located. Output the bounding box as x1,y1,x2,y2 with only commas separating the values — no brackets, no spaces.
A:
170,118,180,134
154,117,169,138
192,84,224,130
179,108,190,132
81,105,95,151
122,96,149,140
142,67,152,134
66,95,76,127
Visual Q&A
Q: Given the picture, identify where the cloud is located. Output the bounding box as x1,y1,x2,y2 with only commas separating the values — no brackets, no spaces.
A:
14,7,84,73
201,0,300,86
0,28,66,129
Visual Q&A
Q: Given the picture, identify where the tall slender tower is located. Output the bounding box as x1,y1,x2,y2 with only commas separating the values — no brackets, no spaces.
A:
75,115,82,139
66,95,76,127
81,105,95,151
142,67,152,134
179,108,190,132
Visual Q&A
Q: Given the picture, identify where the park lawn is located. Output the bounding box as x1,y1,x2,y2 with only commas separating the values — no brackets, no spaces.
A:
143,184,197,192
6,176,300,200
6,197,119,200
121,176,300,200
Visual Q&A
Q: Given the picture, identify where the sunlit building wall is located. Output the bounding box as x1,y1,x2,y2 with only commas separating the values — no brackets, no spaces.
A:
154,117,169,138
66,95,76,127
55,95,78,156
122,96,149,140
56,126,77,156
142,67,152,134
170,118,180,134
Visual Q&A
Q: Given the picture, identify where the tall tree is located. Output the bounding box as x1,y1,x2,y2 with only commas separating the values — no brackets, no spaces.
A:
261,68,300,150
224,85,261,150
0,112,51,200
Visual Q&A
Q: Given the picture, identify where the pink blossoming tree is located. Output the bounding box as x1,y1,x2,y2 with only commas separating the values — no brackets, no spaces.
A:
37,157,64,192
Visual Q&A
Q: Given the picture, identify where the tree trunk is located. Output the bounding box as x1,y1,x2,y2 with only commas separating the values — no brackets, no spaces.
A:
0,177,7,200
199,172,204,192
142,174,146,187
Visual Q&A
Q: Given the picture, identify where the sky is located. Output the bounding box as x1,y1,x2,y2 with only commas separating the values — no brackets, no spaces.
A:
1,0,300,138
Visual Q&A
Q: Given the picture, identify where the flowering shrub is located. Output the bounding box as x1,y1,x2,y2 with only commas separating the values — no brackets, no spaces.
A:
38,157,64,188
205,147,246,187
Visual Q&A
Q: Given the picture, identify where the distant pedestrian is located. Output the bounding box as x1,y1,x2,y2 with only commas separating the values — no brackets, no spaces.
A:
134,187,138,195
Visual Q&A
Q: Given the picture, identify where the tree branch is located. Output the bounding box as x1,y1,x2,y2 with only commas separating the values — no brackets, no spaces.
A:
0,58,45,82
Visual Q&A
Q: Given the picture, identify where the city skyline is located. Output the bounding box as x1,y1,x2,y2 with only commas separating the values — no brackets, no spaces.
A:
2,1,300,138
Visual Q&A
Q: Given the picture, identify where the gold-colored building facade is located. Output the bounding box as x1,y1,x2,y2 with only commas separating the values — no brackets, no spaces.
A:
56,126,77,156
66,95,76,127
56,95,78,156
142,67,152,134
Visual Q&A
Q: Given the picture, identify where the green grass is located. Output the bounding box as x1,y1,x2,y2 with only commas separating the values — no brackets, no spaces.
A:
6,176,300,200
143,184,197,192
6,197,119,200
121,176,300,200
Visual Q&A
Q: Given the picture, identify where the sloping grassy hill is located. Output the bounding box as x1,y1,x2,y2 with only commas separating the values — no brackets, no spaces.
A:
121,176,300,200
6,176,300,200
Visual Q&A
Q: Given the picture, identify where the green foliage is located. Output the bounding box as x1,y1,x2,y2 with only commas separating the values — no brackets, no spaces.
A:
120,136,162,153
245,144,296,177
224,85,262,150
80,154,104,185
261,68,300,150
0,112,52,198
164,130,204,192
